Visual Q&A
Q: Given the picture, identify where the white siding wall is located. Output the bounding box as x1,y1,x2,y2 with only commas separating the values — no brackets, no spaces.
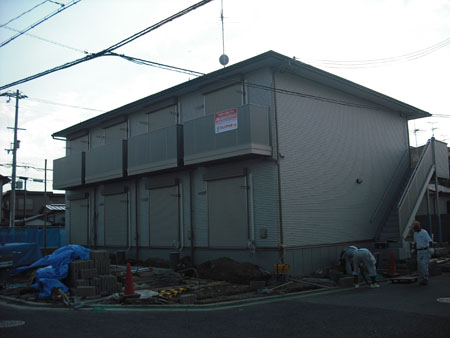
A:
275,72,409,247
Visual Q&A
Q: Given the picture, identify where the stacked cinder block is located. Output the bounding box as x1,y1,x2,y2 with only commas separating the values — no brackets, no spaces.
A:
67,250,122,297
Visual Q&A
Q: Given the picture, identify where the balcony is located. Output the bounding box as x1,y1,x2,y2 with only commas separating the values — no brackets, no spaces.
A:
85,140,126,184
127,124,183,176
53,152,84,190
183,104,272,165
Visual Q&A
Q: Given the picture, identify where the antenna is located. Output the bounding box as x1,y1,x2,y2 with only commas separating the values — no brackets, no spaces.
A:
219,0,229,67
412,123,423,147
428,121,438,138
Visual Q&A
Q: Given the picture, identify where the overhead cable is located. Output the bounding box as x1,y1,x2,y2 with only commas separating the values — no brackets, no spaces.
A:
109,52,205,77
300,36,450,69
0,0,82,48
0,0,214,91
2,25,89,54
0,0,48,28
27,97,104,112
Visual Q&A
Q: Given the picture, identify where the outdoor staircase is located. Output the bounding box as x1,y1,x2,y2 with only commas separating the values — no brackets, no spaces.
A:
374,138,448,260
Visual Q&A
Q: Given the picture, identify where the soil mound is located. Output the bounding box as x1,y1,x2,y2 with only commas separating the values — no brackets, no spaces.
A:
197,257,270,284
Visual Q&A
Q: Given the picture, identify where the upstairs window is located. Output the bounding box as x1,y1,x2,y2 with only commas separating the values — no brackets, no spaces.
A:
204,83,243,115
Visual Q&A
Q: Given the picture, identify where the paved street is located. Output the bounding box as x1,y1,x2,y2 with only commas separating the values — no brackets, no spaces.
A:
1,273,449,338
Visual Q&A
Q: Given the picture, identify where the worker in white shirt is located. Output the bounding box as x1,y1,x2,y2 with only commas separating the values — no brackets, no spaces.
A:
352,248,380,288
411,220,433,286
341,245,358,276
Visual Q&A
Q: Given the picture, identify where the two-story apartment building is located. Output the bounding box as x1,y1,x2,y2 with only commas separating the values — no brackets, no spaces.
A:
52,51,448,275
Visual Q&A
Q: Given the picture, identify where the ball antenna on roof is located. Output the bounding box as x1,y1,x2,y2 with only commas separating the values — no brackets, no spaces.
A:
219,0,229,67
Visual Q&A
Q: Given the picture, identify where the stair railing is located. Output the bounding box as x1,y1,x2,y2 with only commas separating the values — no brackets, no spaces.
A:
371,149,410,239
398,139,435,239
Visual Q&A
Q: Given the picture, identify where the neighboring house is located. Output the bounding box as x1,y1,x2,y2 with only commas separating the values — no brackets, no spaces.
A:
0,175,10,225
52,51,449,275
20,204,66,227
1,190,65,225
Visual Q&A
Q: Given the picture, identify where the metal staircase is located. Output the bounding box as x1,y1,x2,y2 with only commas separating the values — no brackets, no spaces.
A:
375,139,442,258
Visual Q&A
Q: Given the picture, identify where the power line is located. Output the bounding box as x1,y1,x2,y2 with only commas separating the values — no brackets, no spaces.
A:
0,0,82,48
109,52,205,77
300,36,450,69
2,25,89,54
0,163,53,171
27,97,104,112
0,0,214,91
0,0,48,28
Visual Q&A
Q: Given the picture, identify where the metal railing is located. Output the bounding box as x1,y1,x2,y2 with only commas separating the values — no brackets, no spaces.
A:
371,149,410,237
398,140,435,238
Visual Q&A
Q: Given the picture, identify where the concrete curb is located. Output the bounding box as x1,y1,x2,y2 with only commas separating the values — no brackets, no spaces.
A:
0,285,351,312
0,279,393,312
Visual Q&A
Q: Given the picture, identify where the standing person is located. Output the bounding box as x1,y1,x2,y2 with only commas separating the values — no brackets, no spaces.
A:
411,220,433,286
352,248,379,288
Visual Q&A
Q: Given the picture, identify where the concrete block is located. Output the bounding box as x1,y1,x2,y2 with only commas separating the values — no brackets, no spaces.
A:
80,268,98,279
75,279,90,287
179,294,197,304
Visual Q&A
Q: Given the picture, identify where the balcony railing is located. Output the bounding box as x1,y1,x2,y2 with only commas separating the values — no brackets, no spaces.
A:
53,152,84,190
85,140,126,184
183,104,272,165
127,124,183,176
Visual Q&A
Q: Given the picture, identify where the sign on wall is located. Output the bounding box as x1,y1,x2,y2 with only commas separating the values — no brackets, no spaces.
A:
215,108,238,134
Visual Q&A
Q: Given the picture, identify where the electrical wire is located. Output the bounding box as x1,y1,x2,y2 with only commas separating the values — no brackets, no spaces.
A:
27,97,104,112
2,25,89,54
300,36,450,69
0,0,48,28
109,52,205,77
0,0,81,48
0,0,214,91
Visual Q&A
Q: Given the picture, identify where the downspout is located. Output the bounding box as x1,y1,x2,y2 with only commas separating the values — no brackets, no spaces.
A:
271,69,285,264
93,188,97,249
179,181,184,253
135,179,139,261
426,187,433,240
189,170,195,265
127,188,131,252
431,137,443,242
248,172,255,254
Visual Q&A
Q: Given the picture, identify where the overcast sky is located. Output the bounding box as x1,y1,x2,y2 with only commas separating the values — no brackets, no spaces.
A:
1,0,449,192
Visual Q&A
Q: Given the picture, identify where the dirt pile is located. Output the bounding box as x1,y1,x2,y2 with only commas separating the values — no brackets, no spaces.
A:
197,257,270,284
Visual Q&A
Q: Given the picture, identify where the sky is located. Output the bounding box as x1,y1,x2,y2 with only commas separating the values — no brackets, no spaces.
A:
0,0,449,193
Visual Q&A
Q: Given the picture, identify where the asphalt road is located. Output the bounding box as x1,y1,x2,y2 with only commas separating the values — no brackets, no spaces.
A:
1,273,450,338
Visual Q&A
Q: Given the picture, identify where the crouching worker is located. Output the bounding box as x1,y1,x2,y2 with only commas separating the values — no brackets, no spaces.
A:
341,246,358,276
352,248,379,288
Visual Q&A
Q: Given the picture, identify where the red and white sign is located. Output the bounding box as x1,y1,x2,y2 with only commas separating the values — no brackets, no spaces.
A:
215,108,238,134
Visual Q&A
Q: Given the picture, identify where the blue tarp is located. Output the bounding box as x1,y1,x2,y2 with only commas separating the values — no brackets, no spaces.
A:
0,227,65,249
0,242,42,267
14,244,90,299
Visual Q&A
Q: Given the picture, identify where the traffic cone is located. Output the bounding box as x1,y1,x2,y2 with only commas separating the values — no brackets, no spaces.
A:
124,263,135,295
388,251,396,277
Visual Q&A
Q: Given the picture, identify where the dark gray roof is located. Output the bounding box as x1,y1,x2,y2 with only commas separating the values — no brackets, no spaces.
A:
52,50,431,139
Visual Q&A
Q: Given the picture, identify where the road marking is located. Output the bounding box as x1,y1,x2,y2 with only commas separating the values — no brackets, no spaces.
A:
437,298,450,304
0,320,26,328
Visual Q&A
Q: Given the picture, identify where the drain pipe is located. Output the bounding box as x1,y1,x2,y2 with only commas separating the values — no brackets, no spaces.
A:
179,181,184,253
271,69,285,263
135,179,140,261
248,172,256,254
189,170,195,265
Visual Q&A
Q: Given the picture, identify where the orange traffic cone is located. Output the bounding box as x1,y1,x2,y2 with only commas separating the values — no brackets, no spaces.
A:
388,251,396,277
124,263,135,295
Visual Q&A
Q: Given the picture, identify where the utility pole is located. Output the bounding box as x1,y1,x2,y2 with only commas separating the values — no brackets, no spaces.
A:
1,90,27,227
